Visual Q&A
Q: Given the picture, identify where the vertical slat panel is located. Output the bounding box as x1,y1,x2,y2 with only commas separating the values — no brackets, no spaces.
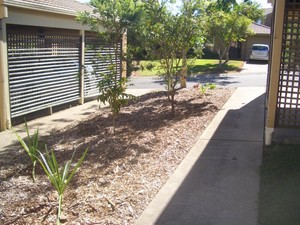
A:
84,36,122,98
276,0,300,128
7,27,81,118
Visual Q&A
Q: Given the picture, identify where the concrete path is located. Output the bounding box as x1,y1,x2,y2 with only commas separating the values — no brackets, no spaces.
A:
135,87,265,225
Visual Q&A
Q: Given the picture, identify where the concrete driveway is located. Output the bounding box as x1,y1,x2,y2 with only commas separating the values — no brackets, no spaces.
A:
127,61,268,90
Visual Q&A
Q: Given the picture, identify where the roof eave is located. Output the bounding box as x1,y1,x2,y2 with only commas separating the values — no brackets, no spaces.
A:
4,0,83,17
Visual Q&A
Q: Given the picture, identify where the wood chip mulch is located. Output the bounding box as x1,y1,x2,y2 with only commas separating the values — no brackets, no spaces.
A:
0,87,234,225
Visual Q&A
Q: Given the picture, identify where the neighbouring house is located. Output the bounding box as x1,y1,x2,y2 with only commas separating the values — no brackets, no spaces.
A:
240,23,271,61
0,0,126,131
265,0,300,144
261,8,273,27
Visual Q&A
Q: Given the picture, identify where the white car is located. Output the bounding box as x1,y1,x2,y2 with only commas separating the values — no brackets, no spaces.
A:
249,44,269,61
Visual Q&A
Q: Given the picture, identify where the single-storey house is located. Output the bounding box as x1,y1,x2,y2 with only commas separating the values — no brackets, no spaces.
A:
0,0,126,131
265,0,300,144
241,23,271,61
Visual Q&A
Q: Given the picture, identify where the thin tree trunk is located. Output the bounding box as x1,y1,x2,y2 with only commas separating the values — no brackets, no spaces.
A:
180,50,187,88
113,114,116,135
218,57,222,67
170,91,175,116
225,46,230,62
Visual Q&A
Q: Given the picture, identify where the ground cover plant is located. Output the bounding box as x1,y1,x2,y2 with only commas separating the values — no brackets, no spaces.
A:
0,88,234,224
135,59,244,76
259,144,300,225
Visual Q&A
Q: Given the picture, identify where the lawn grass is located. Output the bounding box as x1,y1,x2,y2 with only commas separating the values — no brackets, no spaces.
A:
135,59,244,76
259,144,300,225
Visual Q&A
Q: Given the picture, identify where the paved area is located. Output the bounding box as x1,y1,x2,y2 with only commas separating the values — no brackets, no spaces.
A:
135,87,265,225
128,61,268,89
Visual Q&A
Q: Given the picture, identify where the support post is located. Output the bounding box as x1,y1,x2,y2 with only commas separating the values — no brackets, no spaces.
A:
79,29,85,105
0,19,11,131
122,30,127,79
265,0,285,145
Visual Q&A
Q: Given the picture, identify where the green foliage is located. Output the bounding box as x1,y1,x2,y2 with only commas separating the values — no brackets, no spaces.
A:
206,7,253,66
141,0,182,114
15,122,39,182
141,0,207,113
37,146,88,225
145,63,155,71
78,0,136,133
136,59,244,76
216,0,237,12
207,83,217,90
236,1,265,22
199,84,207,95
77,0,143,76
199,83,217,95
16,122,89,224
97,69,135,134
177,0,207,88
77,0,139,38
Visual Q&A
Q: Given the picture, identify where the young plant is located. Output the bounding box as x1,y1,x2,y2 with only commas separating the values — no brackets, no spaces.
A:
15,122,39,182
199,83,217,95
37,146,88,225
207,83,217,90
97,65,135,134
199,84,208,95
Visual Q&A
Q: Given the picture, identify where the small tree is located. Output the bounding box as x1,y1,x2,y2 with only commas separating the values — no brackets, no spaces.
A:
97,68,134,134
206,1,264,66
177,0,206,88
142,0,184,114
77,0,138,133
206,8,253,66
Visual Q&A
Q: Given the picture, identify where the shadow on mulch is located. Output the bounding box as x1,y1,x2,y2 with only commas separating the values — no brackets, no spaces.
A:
0,90,218,187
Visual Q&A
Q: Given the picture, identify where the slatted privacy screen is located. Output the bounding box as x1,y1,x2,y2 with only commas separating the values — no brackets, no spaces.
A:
276,0,300,128
7,30,81,118
84,36,122,98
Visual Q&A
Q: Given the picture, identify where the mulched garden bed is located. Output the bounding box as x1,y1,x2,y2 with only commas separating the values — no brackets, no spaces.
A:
0,87,234,225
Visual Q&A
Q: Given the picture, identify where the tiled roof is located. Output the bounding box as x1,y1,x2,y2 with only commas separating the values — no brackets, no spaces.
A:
4,0,93,16
250,23,271,35
263,8,273,15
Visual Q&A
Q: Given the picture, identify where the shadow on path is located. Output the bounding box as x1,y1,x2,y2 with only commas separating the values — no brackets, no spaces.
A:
137,93,265,225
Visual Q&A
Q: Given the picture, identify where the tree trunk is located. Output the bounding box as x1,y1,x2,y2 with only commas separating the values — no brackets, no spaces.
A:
225,46,230,63
225,51,229,62
218,57,222,67
180,50,187,88
170,92,175,116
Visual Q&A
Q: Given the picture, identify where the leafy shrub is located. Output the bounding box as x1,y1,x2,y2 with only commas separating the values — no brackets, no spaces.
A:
97,65,135,134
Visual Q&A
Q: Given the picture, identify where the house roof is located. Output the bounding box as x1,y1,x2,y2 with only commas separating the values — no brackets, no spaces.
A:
3,0,93,16
250,23,271,35
263,8,273,15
